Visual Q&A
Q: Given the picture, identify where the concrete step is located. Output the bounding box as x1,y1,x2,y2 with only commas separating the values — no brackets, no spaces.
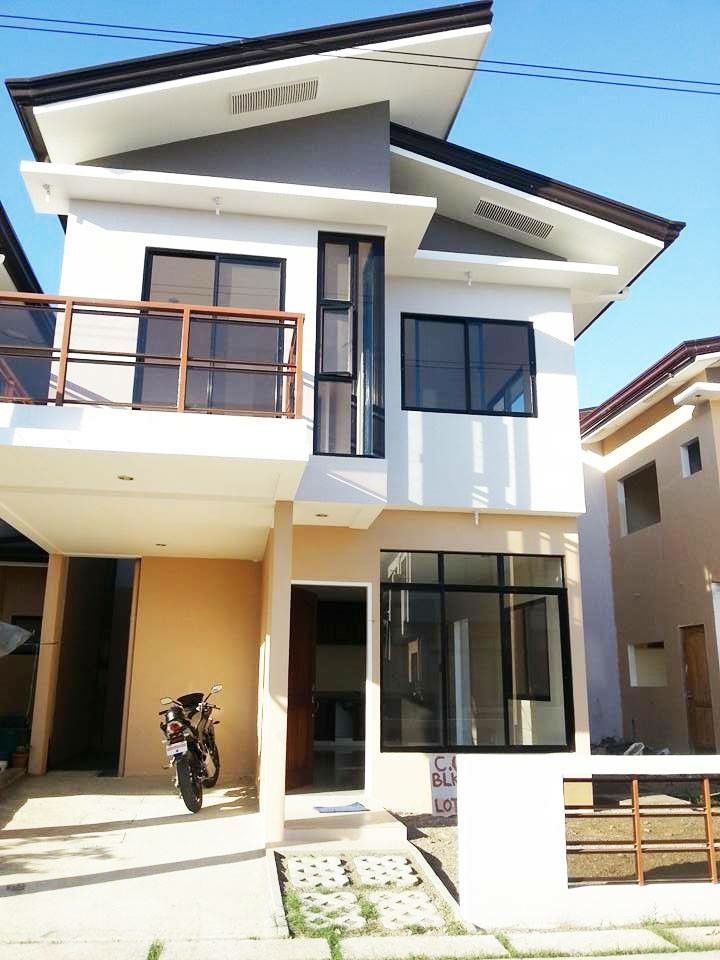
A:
283,808,407,846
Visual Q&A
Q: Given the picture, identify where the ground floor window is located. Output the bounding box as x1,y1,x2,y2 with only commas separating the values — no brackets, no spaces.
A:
380,551,574,752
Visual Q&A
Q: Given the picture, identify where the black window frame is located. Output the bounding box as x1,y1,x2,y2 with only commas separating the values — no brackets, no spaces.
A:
314,232,385,458
400,312,537,418
380,550,574,754
684,437,702,476
137,247,287,411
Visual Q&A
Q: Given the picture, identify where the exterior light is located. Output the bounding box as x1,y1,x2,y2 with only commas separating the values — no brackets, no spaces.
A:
42,184,51,204
213,196,221,216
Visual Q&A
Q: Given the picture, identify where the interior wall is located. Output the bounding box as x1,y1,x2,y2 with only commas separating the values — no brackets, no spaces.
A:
292,509,587,812
124,557,261,776
0,565,46,716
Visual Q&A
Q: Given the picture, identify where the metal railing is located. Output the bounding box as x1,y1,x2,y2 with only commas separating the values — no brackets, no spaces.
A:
565,775,719,886
0,291,303,418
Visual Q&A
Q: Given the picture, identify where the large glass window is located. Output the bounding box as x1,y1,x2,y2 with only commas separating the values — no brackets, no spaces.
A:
380,551,572,751
402,314,536,416
314,234,384,456
138,250,285,412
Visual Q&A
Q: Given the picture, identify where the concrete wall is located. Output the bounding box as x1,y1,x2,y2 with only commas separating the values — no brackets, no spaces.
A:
578,456,622,743
88,102,391,193
582,389,720,752
293,508,589,812
0,565,46,716
123,557,261,776
61,201,585,518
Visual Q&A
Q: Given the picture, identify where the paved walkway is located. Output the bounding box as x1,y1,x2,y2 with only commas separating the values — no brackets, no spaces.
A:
0,772,280,946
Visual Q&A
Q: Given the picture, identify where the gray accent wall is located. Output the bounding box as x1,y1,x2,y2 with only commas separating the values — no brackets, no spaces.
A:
419,214,564,261
88,102,391,192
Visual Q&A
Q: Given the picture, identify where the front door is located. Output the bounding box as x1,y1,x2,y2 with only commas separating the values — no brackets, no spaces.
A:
682,625,716,753
285,587,317,791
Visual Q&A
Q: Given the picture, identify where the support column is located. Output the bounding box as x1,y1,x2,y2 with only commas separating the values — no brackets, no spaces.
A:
258,501,293,844
28,554,69,775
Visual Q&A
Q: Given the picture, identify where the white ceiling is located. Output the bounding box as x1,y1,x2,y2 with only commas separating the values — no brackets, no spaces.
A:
33,26,491,165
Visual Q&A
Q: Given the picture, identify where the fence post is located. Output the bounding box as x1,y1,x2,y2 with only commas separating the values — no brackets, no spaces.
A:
702,776,718,883
177,306,191,412
294,314,304,419
631,778,645,885
55,298,73,406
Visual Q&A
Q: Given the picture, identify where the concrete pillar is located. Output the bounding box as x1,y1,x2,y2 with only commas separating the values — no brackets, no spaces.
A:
28,554,69,775
258,501,293,843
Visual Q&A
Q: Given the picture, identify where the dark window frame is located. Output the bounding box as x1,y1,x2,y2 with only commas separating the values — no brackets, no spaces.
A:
137,248,287,411
314,232,385,458
400,312,538,418
508,595,551,702
380,549,574,754
684,437,702,476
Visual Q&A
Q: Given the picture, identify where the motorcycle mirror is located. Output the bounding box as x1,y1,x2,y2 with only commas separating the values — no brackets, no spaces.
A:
211,683,223,694
160,697,172,705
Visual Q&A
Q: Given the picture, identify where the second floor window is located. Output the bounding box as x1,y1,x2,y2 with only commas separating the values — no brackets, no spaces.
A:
138,249,287,414
314,234,385,457
401,314,536,417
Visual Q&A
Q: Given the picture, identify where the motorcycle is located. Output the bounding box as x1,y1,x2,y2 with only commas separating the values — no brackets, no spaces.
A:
159,683,222,812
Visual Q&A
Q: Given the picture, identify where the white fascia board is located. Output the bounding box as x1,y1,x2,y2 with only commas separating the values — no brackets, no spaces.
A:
405,248,619,291
674,380,720,407
391,146,664,251
22,161,436,248
35,26,490,115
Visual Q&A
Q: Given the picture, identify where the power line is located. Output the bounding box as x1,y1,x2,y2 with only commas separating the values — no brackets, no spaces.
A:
2,11,718,91
0,16,718,98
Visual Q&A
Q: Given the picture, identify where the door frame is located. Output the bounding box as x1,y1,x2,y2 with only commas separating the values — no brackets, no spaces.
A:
678,622,716,753
290,579,372,794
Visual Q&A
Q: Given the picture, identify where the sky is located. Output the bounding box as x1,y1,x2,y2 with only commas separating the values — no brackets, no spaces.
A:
0,0,718,407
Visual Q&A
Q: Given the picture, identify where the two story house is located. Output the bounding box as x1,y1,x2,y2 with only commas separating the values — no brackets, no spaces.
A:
581,338,720,755
0,1,683,842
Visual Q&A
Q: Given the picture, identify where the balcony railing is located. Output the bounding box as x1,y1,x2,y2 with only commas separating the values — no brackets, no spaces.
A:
0,291,303,418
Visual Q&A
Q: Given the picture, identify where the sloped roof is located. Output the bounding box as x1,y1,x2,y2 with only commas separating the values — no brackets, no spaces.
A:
0,203,41,292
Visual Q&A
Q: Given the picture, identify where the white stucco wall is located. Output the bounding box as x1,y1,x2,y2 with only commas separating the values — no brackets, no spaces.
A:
60,200,585,516
578,453,622,742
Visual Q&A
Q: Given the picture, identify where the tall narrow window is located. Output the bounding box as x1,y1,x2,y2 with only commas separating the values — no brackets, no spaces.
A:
315,234,384,456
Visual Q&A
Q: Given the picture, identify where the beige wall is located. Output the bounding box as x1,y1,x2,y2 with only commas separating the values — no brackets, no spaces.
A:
123,557,261,776
598,392,720,751
292,509,587,812
0,565,46,716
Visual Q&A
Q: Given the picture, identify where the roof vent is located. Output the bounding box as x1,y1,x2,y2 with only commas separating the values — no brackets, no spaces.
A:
229,78,319,116
474,199,554,240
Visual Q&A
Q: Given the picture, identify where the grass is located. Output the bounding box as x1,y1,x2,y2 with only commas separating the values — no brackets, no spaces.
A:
146,941,164,960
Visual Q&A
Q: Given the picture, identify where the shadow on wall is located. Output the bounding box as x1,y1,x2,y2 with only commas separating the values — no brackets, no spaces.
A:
388,325,578,513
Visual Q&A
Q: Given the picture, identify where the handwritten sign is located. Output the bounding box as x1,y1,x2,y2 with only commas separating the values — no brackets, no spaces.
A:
429,753,457,817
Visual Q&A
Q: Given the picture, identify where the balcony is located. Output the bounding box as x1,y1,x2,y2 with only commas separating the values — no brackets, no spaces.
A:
0,290,303,417
0,292,308,559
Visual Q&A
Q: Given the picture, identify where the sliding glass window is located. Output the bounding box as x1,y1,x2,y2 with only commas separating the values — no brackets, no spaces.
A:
402,314,536,416
138,249,286,413
380,551,573,752
314,234,384,456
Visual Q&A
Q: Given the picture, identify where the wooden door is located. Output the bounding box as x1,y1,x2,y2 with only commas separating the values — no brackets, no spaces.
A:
285,587,317,790
682,625,716,753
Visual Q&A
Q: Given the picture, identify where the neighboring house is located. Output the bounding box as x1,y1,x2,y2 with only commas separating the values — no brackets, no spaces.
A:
580,339,720,754
0,1,684,842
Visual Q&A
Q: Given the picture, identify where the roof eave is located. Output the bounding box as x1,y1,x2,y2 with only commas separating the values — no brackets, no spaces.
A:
7,1,493,162
0,203,42,293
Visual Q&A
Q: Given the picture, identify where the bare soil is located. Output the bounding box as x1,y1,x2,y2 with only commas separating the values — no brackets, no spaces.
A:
393,812,459,900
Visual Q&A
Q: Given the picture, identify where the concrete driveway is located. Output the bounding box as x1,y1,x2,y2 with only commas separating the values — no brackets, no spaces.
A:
0,772,280,950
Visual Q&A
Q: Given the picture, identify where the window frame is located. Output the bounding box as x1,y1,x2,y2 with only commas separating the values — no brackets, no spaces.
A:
681,437,702,478
313,232,385,458
138,248,287,412
618,461,661,536
380,550,575,754
400,312,538,418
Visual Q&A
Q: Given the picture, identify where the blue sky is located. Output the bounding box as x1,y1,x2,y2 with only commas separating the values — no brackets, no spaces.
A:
1,0,717,407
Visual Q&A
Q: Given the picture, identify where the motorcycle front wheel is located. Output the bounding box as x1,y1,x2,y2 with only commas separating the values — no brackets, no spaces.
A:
176,756,203,813
204,742,220,788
